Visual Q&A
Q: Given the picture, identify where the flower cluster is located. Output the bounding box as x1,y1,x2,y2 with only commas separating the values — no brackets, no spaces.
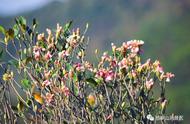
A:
0,17,175,124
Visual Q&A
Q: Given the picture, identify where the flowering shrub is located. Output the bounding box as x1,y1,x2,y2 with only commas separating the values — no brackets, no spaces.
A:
0,17,174,123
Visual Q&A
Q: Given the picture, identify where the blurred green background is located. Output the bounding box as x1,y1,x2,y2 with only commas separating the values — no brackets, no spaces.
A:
0,0,190,123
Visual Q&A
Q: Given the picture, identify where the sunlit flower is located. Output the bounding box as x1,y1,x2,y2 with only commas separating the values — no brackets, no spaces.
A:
45,93,54,105
44,51,52,61
164,72,175,82
145,78,154,90
118,58,127,69
84,61,93,71
44,70,51,79
33,46,44,61
111,43,116,53
96,69,115,82
110,58,117,67
56,23,62,39
42,80,51,87
33,92,44,104
58,50,70,59
106,114,113,121
138,59,151,73
122,42,129,49
34,51,40,61
54,60,61,67
95,68,106,78
101,52,111,62
3,72,13,81
153,60,164,73
62,86,70,96
69,70,74,78
126,40,144,54
118,58,132,69
87,94,96,106
131,70,137,78
142,59,151,68
46,28,53,43
37,33,45,41
66,28,80,47
105,70,115,82
74,63,85,72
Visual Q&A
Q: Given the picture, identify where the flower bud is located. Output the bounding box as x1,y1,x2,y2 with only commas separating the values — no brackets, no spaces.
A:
87,94,96,106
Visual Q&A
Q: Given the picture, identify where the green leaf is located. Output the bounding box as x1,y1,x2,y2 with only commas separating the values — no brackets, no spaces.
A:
23,57,32,65
17,98,25,112
21,79,31,89
0,25,5,34
86,78,98,87
74,84,79,96
32,18,37,29
26,99,32,106
65,63,72,71
16,16,27,32
11,106,18,111
64,21,72,32
73,73,78,82
13,24,19,37
8,59,19,68
18,16,26,25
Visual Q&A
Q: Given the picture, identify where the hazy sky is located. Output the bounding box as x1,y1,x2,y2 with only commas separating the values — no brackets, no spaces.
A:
0,0,66,17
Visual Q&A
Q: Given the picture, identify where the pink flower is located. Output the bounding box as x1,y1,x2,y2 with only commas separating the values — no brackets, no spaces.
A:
153,60,164,73
46,28,52,43
45,93,54,105
74,63,85,72
44,70,51,79
145,78,154,90
127,40,144,47
58,50,70,59
101,52,111,61
131,70,137,78
62,86,70,96
96,69,115,82
54,60,61,67
164,72,175,82
138,59,151,73
95,69,106,78
118,58,132,69
42,80,51,87
122,42,129,49
34,51,40,61
126,40,144,54
106,114,113,121
110,58,117,67
33,46,42,61
37,33,45,41
44,51,52,61
118,58,127,68
84,61,93,71
105,70,115,82
143,59,151,67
